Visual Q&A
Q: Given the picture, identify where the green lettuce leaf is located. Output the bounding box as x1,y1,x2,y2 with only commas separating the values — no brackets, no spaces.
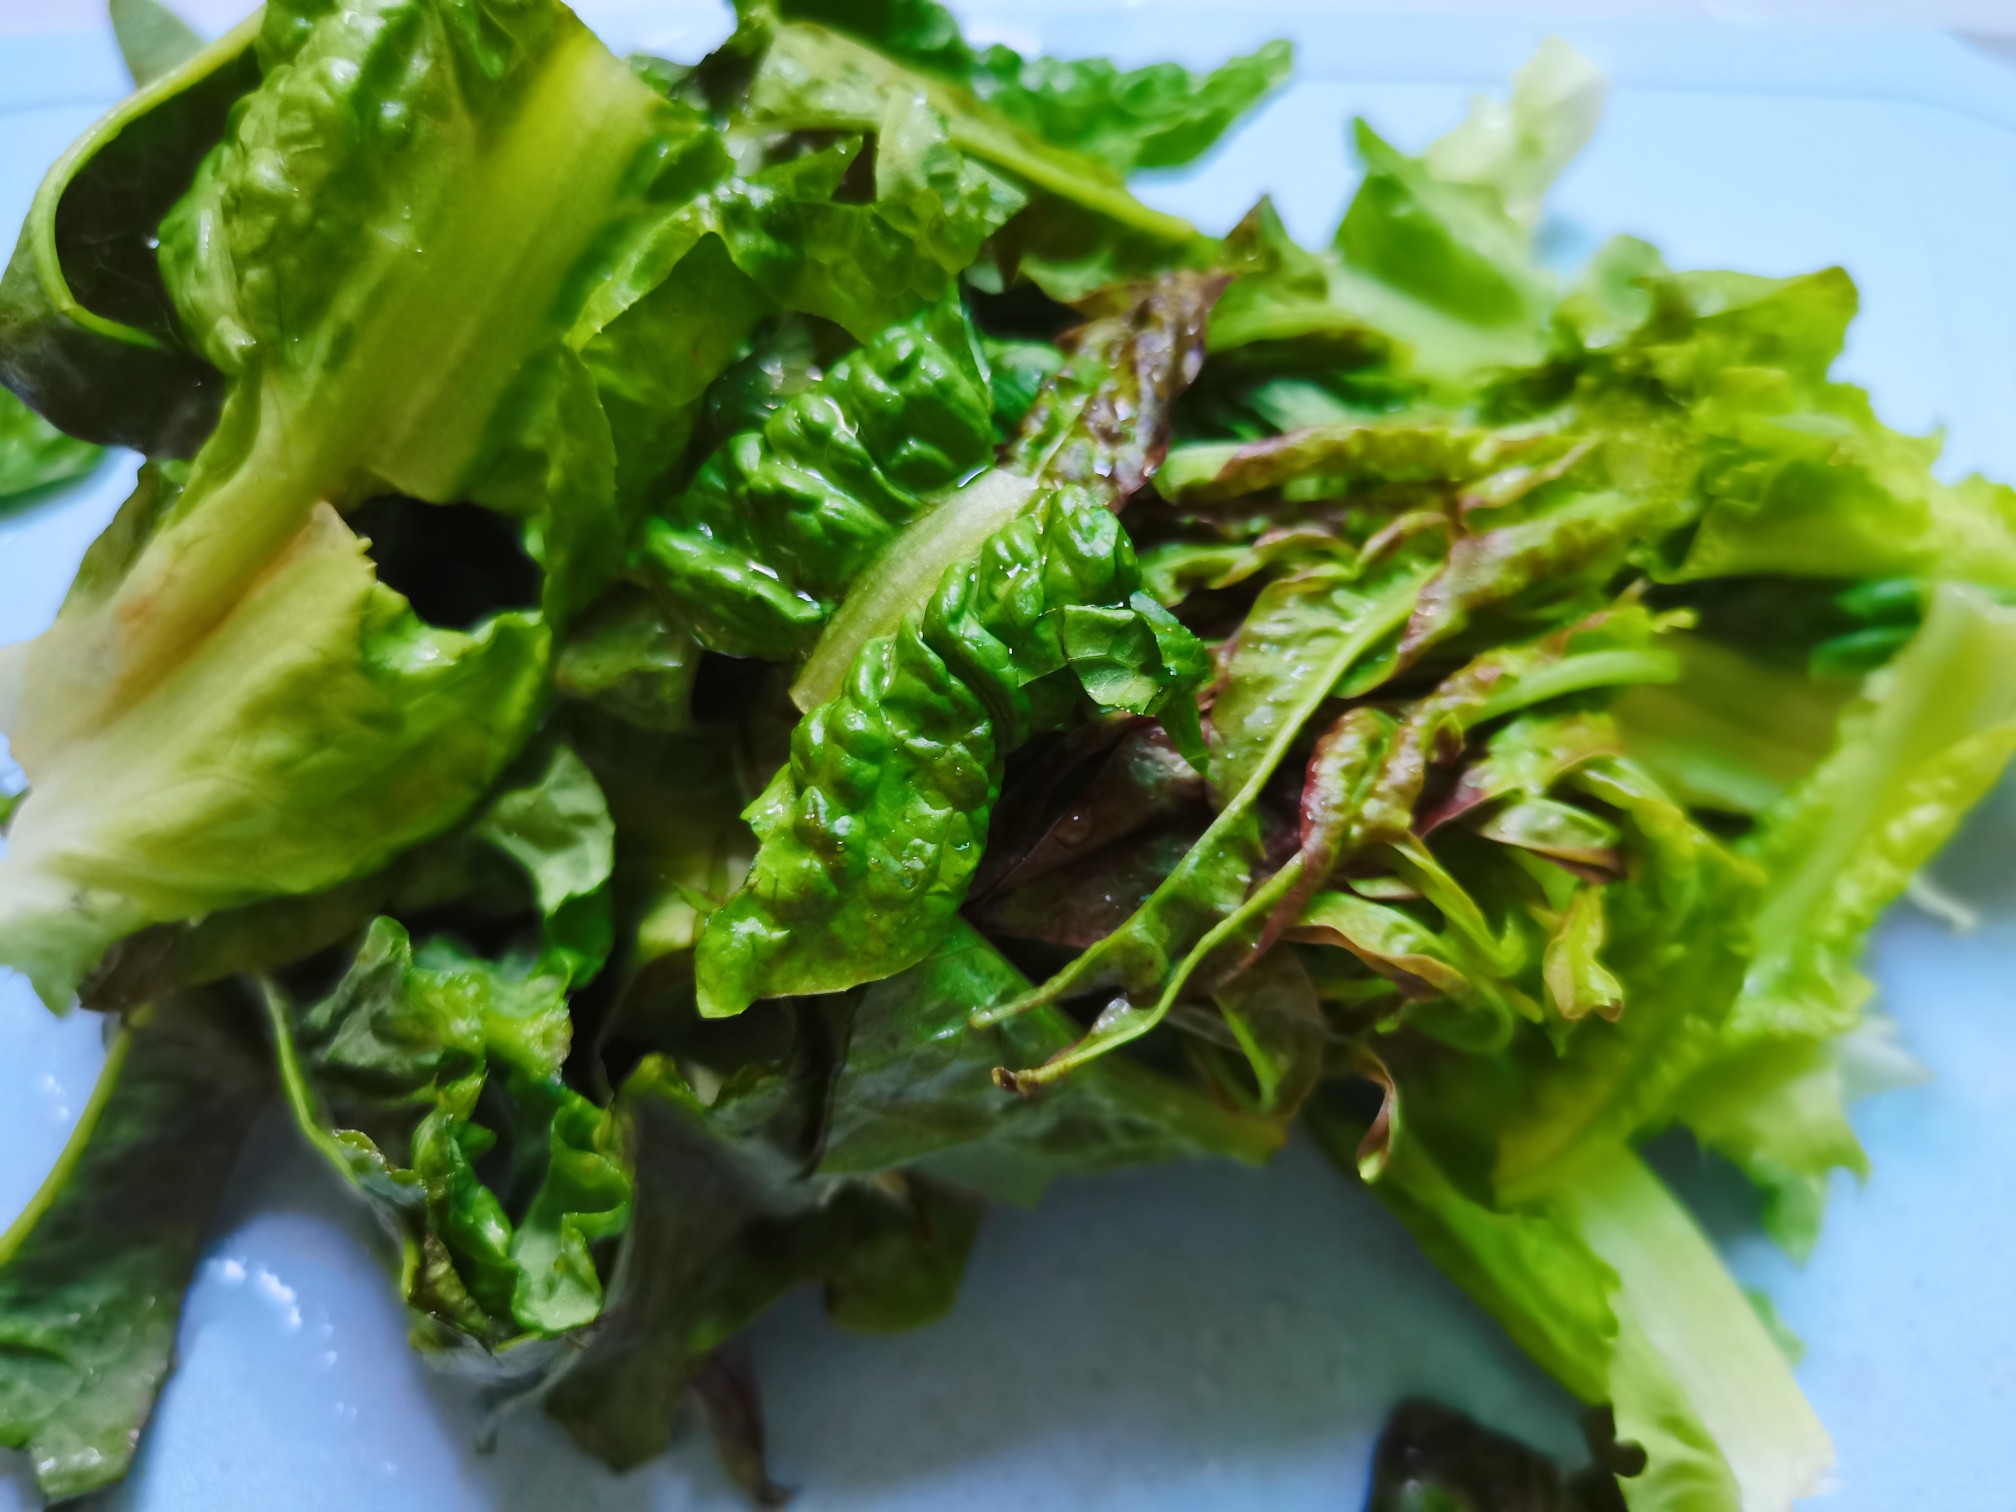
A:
1663,584,2016,1250
111,0,207,89
1421,37,1607,232
267,924,633,1350
637,294,994,660
744,16,1213,299
0,388,99,506
257,739,627,1358
0,992,269,1501
960,42,1291,177
1212,46,1600,394
545,1049,981,1468
793,270,1225,712
749,20,1194,246
693,274,1224,1016
555,588,702,734
696,484,1204,1016
776,0,1291,175
1312,1100,1832,1512
551,925,1277,1470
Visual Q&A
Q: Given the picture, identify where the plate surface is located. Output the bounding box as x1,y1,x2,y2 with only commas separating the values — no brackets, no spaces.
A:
4,10,2016,1510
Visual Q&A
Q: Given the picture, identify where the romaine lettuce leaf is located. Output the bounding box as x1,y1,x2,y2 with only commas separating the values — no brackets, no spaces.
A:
637,294,994,660
0,17,259,456
1312,1101,1832,1512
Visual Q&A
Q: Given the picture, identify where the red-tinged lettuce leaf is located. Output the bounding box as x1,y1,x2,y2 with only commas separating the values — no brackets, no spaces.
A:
987,532,1641,1083
1210,561,1431,808
0,992,269,1502
1266,605,1667,974
1252,706,1397,957
1295,890,1477,1011
978,821,1205,952
1478,799,1624,882
977,558,1430,1067
989,587,1682,1085
1419,712,1621,834
1398,487,1688,667
1156,419,1517,508
1014,272,1228,499
976,722,1206,901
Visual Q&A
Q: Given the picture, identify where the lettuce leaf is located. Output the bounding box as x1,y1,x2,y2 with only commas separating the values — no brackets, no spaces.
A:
1210,42,1601,394
0,991,269,1501
776,0,1290,175
264,743,628,1362
1312,1103,1832,1512
637,294,994,660
0,388,99,506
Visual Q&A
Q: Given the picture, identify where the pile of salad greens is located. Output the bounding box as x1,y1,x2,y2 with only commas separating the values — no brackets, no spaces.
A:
4,0,2014,1506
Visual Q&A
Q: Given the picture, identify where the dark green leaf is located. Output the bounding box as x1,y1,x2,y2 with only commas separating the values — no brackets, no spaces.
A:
0,18,258,454
0,992,268,1501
